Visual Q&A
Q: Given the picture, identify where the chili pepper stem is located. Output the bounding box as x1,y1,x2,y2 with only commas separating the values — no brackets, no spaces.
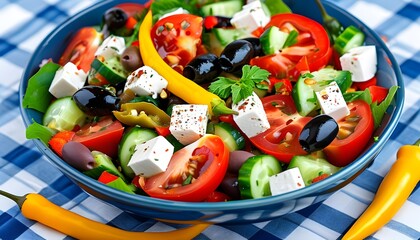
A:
314,0,332,21
0,190,26,208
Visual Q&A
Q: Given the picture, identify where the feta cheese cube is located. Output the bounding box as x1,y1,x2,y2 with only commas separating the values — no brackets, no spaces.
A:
230,1,270,33
95,35,126,60
232,92,270,138
127,136,174,178
269,167,305,196
159,8,189,20
315,81,350,121
125,66,168,99
48,62,87,98
340,45,377,82
169,104,208,145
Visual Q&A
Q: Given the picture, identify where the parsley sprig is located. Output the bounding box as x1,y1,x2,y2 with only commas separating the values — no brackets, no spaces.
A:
208,65,270,104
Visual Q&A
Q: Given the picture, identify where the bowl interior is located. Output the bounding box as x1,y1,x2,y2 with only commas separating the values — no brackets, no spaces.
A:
19,0,404,222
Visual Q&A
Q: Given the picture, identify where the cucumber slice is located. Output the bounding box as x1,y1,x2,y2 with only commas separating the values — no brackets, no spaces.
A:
260,26,289,55
333,25,365,55
83,151,125,180
214,122,245,151
200,0,243,17
213,28,251,47
118,126,158,179
43,97,87,131
238,155,282,199
292,68,352,116
89,57,127,85
288,155,341,186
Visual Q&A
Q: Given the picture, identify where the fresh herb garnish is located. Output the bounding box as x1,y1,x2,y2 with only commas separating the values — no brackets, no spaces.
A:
209,65,270,104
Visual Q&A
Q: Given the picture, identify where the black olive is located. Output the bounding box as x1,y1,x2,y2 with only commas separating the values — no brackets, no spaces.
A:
242,37,263,57
121,45,143,73
219,173,241,200
62,141,95,172
103,8,128,31
299,114,339,153
219,39,255,74
183,53,221,84
73,86,120,116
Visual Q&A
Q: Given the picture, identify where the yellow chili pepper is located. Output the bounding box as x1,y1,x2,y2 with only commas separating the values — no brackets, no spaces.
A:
113,102,170,128
0,190,209,240
343,139,420,240
138,10,236,116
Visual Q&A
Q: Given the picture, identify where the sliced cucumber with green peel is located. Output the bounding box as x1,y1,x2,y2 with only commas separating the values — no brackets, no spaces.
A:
288,155,341,186
214,122,245,151
89,57,127,84
213,28,250,47
260,26,289,55
333,25,365,55
292,68,352,116
200,0,243,17
83,151,125,180
43,97,87,131
238,155,282,199
118,126,158,179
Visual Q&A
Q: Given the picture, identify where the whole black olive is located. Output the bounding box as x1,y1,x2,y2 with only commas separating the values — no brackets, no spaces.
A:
242,37,263,57
299,114,339,153
219,39,255,74
219,173,241,200
183,53,221,84
73,86,120,116
62,141,95,172
103,8,128,31
121,45,143,73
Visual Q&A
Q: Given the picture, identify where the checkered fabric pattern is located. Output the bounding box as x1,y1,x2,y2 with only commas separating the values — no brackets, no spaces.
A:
0,0,419,239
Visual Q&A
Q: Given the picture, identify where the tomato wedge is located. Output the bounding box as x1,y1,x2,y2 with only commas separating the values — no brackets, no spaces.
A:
139,134,229,202
151,14,203,72
72,116,124,158
59,27,102,73
324,100,374,167
250,94,312,163
250,13,331,80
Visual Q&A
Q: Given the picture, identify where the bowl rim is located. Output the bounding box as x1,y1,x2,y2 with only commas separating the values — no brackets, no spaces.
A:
19,0,405,212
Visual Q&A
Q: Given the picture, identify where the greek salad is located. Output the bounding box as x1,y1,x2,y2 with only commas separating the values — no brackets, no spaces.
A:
23,0,398,202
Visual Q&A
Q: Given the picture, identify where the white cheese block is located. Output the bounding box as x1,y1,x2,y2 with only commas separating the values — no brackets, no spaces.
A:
94,35,126,60
232,92,270,138
340,45,377,82
125,66,168,99
315,81,350,121
169,104,209,145
269,167,305,196
230,1,270,33
127,136,174,178
159,8,189,20
48,62,87,98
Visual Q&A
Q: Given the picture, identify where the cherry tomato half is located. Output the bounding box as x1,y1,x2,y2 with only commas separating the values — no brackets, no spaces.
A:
324,100,374,167
250,94,312,163
139,134,229,202
250,13,331,80
151,14,204,72
59,27,102,73
72,116,124,158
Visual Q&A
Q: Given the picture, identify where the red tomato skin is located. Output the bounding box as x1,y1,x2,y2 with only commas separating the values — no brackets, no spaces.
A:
352,76,377,91
324,100,374,167
250,95,312,163
151,14,203,70
368,85,388,103
72,119,124,158
59,27,102,73
140,135,229,202
251,13,331,80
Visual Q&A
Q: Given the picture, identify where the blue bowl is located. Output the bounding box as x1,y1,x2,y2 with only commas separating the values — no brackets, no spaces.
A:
19,0,404,224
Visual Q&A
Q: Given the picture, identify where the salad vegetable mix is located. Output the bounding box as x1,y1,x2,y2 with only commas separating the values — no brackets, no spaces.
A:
23,0,398,202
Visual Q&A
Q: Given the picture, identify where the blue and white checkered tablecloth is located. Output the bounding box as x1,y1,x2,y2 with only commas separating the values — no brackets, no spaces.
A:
0,0,419,239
